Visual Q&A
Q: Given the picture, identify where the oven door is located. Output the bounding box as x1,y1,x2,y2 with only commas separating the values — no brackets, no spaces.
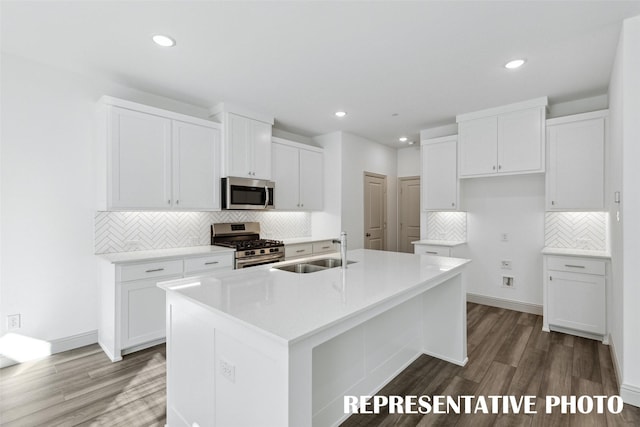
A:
236,253,284,269
222,177,275,210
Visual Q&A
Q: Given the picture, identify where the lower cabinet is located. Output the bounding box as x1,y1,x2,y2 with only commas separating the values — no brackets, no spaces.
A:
413,244,452,256
99,251,233,362
543,255,607,340
284,240,337,260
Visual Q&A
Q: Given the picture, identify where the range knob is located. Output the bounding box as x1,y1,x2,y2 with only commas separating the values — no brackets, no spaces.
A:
260,249,265,254
245,251,252,256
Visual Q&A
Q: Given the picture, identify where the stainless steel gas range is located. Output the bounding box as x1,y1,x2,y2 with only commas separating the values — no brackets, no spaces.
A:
211,222,284,269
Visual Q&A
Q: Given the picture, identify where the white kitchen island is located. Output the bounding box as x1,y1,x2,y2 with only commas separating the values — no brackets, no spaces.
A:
158,249,470,427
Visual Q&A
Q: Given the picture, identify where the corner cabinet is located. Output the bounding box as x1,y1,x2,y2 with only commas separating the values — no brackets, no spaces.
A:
457,97,547,178
543,255,607,342
421,135,459,210
97,96,221,211
210,103,274,180
546,110,607,211
271,138,323,211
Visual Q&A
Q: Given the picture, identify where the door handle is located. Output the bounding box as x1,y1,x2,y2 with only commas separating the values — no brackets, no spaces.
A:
264,185,269,209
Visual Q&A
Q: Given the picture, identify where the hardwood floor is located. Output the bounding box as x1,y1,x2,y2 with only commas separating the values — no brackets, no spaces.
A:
1,303,639,426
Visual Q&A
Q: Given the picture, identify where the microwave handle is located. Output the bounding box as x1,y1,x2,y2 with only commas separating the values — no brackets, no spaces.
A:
264,185,269,209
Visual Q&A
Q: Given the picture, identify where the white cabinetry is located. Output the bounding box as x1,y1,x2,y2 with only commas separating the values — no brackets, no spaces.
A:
285,239,336,260
546,110,607,211
421,135,458,210
210,104,274,180
98,96,221,211
413,244,452,256
98,251,234,362
457,98,547,178
543,255,607,340
272,138,323,211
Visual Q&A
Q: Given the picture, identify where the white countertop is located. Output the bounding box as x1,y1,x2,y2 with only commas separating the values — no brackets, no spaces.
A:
158,249,470,344
281,236,337,245
412,239,467,247
542,247,611,259
97,245,235,264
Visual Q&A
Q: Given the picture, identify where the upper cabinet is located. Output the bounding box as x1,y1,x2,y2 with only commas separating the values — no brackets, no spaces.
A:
421,135,459,211
271,138,323,211
546,110,607,211
210,103,274,180
97,96,221,211
457,97,547,178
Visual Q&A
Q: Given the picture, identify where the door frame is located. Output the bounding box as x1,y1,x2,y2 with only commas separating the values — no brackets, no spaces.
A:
363,172,387,250
398,176,420,253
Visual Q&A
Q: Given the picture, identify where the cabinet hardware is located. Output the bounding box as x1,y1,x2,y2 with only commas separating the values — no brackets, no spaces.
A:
301,203,304,207
426,251,438,254
451,202,455,207
176,200,179,205
204,261,219,265
565,264,586,269
321,246,330,250
296,249,305,253
145,268,165,273
167,200,171,204
498,165,502,170
549,276,552,281
551,201,555,206
492,165,496,170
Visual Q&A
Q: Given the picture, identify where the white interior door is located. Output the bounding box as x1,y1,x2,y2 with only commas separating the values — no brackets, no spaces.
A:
364,173,386,250
399,177,420,253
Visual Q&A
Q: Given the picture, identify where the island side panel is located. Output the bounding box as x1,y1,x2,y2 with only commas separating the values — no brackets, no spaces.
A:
422,273,468,366
165,293,290,427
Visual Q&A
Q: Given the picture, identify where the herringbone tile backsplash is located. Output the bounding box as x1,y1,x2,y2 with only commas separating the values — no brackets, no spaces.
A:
426,212,467,242
544,212,607,250
95,211,311,254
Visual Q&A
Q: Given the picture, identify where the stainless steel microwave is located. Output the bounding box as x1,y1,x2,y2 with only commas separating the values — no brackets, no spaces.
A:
222,177,275,210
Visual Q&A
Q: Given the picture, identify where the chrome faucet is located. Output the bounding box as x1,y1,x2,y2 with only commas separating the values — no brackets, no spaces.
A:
333,231,348,268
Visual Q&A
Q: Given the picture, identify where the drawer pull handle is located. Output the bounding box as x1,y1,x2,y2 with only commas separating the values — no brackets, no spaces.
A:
426,251,438,254
204,261,219,265
565,264,585,269
550,276,553,281
296,249,306,253
145,268,165,273
321,246,330,249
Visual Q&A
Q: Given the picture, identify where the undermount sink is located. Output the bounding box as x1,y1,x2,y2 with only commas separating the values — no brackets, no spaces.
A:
274,258,356,274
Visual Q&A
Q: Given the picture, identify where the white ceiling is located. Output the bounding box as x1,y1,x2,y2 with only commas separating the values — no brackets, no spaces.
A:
2,1,640,147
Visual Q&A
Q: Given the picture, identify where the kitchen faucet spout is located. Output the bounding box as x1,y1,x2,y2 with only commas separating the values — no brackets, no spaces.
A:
332,231,348,268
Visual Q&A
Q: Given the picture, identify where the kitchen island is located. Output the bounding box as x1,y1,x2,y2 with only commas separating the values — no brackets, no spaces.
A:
158,249,470,427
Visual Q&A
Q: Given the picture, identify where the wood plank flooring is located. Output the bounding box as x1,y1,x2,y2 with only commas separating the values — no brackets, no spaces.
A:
1,303,639,426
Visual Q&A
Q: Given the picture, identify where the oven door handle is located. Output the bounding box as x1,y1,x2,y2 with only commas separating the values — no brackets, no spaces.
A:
264,185,269,209
236,253,283,268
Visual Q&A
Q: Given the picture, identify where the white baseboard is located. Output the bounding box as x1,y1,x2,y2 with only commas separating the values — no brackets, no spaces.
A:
0,330,98,368
467,293,543,316
620,383,640,408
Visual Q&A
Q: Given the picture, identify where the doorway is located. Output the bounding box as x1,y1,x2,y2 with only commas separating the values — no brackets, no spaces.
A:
363,172,387,250
398,177,421,253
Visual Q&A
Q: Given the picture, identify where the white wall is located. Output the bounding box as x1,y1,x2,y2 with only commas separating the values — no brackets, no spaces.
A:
456,175,545,306
340,133,398,251
311,132,342,238
0,53,212,345
396,146,420,177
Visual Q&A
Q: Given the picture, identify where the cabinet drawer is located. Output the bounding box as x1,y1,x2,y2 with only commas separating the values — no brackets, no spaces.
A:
414,245,451,256
184,253,233,274
546,256,605,275
119,259,183,282
285,243,313,259
313,241,336,254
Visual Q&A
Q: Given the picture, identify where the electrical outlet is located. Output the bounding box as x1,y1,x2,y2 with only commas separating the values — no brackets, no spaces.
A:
501,233,509,242
502,276,514,288
220,359,235,383
7,314,21,330
501,260,512,270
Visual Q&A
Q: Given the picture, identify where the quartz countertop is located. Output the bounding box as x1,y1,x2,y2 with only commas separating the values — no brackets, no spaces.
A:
412,240,467,247
158,249,470,344
541,247,611,259
281,236,337,245
97,245,235,264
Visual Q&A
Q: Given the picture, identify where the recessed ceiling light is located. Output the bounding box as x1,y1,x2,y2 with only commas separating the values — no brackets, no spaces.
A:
504,59,526,69
335,111,347,118
399,137,408,142
152,34,176,47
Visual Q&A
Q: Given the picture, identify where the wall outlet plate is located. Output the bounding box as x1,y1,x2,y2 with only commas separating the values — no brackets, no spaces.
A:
7,314,21,330
220,359,235,383
501,233,509,242
501,260,512,270
502,276,514,288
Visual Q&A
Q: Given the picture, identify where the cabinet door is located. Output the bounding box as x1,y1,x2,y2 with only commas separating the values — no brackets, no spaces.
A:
498,107,544,174
422,139,458,210
547,118,604,210
173,121,221,210
271,143,300,210
547,271,605,335
250,120,272,180
110,106,172,209
226,113,252,178
121,276,179,348
458,116,498,177
299,149,323,210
